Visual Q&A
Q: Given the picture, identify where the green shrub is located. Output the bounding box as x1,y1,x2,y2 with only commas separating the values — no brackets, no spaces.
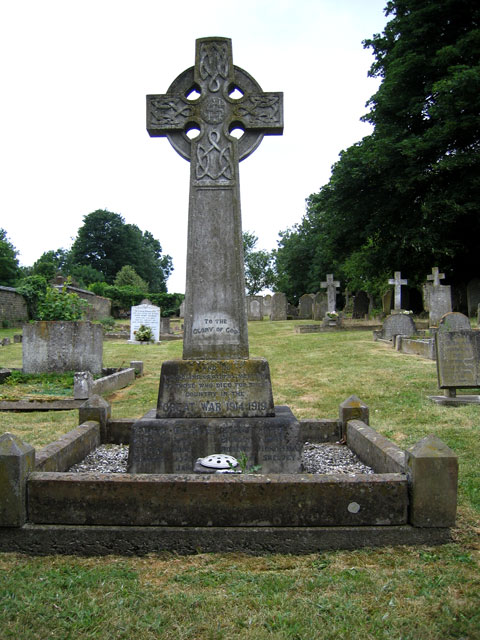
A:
37,285,89,321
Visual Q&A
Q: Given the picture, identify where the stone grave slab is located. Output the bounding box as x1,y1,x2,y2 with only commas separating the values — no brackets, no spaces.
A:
379,314,416,340
298,294,314,319
128,405,301,474
246,296,264,321
270,292,287,321
438,312,471,333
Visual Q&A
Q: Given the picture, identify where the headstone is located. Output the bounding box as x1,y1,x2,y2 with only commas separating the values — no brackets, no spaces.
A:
381,314,416,340
438,312,471,333
160,317,171,335
22,321,103,374
321,274,340,313
313,292,328,321
263,295,272,318
467,278,480,318
270,292,287,321
246,295,264,321
179,300,185,318
352,291,369,319
298,294,314,319
424,267,452,326
74,371,94,400
436,330,480,389
129,302,161,343
382,289,393,314
388,271,408,311
128,37,301,474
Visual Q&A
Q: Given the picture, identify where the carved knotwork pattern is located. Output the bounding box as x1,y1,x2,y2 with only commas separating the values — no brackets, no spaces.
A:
199,42,230,93
196,129,233,182
236,95,281,126
150,97,193,127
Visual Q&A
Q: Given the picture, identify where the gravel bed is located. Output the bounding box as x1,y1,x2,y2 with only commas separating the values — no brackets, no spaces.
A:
68,442,374,475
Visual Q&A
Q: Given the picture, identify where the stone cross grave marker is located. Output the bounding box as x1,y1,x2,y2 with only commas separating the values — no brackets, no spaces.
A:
388,271,407,311
427,267,445,287
321,274,340,313
147,37,283,360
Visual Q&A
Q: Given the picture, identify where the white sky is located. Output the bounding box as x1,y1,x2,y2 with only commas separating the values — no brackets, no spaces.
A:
0,0,388,293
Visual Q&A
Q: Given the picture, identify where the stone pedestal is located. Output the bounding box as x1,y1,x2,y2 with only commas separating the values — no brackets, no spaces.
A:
156,358,274,419
127,405,301,474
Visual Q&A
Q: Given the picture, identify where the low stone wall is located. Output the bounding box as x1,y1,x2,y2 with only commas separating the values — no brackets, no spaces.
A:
396,336,436,360
35,422,100,472
0,286,28,326
346,420,405,473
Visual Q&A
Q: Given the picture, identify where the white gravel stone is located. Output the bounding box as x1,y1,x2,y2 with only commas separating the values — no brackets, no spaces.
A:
68,442,374,475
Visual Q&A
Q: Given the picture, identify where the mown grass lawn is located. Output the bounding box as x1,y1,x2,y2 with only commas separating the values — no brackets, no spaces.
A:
0,321,479,639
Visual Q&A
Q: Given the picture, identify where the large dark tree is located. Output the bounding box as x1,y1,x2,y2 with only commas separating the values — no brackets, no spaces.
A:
0,229,20,286
70,210,173,291
275,0,480,301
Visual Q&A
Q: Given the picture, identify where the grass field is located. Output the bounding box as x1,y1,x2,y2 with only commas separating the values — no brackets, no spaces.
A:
0,321,479,639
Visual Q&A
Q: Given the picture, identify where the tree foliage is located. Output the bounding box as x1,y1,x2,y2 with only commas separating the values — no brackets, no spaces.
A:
114,265,149,290
0,229,20,286
243,231,275,295
70,210,173,291
274,0,480,301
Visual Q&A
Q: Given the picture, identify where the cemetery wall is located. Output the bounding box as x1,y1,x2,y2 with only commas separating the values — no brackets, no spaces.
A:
54,285,111,321
0,286,29,326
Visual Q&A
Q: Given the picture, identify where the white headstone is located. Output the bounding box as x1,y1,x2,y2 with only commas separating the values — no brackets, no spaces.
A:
130,302,161,343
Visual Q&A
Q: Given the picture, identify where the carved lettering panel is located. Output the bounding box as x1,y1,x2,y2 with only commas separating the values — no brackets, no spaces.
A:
437,331,480,388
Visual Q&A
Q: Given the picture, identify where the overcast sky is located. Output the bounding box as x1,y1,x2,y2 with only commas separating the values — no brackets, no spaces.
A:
0,0,388,293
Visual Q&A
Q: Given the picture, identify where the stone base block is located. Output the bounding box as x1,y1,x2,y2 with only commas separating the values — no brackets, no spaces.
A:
127,405,301,474
428,394,480,406
156,358,274,418
0,524,452,555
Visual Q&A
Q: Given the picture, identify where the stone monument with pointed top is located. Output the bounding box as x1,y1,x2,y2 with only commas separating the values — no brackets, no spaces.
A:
388,271,407,312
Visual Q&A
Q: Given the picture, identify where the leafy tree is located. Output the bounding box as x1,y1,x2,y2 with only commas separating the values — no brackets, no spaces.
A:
243,231,275,295
31,249,70,281
274,0,480,299
70,210,173,290
0,229,20,286
114,265,149,290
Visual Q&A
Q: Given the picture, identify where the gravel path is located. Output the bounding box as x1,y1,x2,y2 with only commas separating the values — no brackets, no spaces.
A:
69,442,374,474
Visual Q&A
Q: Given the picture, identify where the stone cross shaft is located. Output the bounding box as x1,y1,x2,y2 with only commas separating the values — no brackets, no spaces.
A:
321,274,340,313
388,271,408,310
147,37,283,360
427,267,445,288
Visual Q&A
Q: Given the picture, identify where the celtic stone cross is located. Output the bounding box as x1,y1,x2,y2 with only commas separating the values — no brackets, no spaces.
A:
427,267,445,288
321,274,340,313
147,37,283,360
388,271,408,311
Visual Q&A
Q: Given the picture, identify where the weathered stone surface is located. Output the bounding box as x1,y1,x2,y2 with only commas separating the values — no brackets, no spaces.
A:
339,396,369,434
129,302,160,343
92,368,136,396
298,294,315,319
27,471,407,527
78,395,111,440
406,435,458,527
347,420,405,474
35,422,100,472
467,278,480,318
436,329,480,388
156,359,274,418
0,399,84,412
0,524,452,555
148,37,282,360
299,419,341,443
246,296,264,321
424,282,452,327
388,271,408,311
381,314,416,340
22,321,103,374
396,336,436,360
321,274,340,313
0,433,35,526
130,360,144,376
438,311,471,332
270,292,287,321
352,291,369,319
74,371,93,399
313,292,328,320
128,405,300,474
